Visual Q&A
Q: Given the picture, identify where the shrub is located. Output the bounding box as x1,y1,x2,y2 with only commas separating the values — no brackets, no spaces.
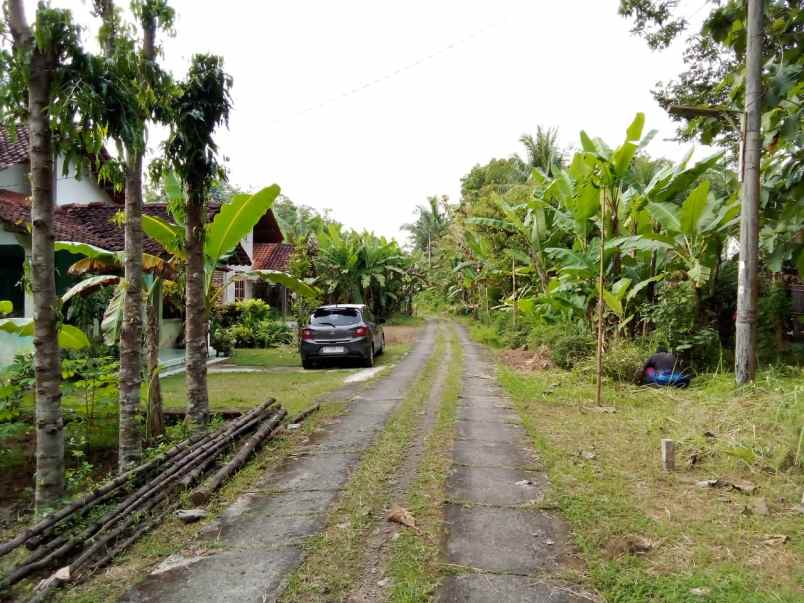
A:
550,330,596,369
757,281,792,360
598,338,654,383
226,324,256,348
255,320,293,347
236,299,273,325
527,322,595,369
642,281,722,371
210,303,242,330
225,319,292,349
211,328,235,356
0,353,34,422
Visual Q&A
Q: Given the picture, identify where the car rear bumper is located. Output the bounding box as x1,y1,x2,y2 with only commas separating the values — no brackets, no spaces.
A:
300,338,372,360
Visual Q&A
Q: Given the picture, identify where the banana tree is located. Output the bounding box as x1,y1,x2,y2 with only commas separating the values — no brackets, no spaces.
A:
467,191,555,292
576,113,651,404
599,275,665,335
0,301,90,350
644,180,740,316
142,183,319,305
56,241,174,439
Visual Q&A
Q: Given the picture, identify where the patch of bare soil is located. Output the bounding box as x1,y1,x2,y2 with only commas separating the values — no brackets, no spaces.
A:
499,345,554,371
383,325,418,346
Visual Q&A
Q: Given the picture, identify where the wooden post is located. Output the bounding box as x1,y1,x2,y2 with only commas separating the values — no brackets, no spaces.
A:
661,439,675,471
735,0,763,384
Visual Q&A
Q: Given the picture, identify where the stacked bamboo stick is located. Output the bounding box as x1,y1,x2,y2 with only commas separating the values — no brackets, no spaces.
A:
0,400,320,598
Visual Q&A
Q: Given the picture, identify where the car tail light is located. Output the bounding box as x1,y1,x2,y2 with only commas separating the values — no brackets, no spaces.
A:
353,326,369,337
302,328,314,341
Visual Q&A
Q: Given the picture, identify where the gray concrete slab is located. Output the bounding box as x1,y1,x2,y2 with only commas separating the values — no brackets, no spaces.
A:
447,464,546,506
459,404,523,424
198,505,324,546
440,574,594,603
453,439,533,469
455,418,522,443
121,546,303,603
257,449,363,492
445,504,562,573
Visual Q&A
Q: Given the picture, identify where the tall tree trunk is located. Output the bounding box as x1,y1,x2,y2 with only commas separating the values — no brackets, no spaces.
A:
735,0,762,384
117,154,144,470
145,281,164,439
109,0,159,470
185,188,208,429
8,0,64,511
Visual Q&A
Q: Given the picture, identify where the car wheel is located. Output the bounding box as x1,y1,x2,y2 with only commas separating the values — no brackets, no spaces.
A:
302,356,314,370
376,335,385,356
363,345,375,368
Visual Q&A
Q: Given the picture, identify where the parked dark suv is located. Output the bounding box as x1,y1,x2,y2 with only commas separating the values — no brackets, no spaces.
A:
299,304,385,369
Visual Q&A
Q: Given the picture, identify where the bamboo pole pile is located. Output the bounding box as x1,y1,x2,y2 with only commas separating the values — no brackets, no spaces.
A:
0,398,320,598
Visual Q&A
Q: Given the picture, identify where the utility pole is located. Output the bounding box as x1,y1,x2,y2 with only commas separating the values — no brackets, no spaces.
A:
735,0,763,384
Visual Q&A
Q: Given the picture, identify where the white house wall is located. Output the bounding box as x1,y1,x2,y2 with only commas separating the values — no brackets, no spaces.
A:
0,164,31,195
0,224,19,245
55,156,110,205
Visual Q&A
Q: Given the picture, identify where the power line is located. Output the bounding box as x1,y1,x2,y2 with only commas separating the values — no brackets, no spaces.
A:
268,19,505,125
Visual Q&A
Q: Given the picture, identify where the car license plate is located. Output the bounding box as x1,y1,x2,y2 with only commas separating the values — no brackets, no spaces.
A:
321,346,345,354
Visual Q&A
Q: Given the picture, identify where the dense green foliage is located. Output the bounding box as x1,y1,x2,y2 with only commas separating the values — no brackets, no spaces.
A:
619,0,803,276
276,200,421,319
210,299,292,351
419,116,801,373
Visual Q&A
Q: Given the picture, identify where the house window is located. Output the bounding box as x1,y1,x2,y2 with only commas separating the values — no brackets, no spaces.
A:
234,280,245,301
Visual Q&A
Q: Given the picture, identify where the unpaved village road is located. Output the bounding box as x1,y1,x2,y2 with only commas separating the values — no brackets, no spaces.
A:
120,321,594,602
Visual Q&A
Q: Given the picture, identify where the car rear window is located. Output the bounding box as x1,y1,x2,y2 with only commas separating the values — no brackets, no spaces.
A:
311,308,361,326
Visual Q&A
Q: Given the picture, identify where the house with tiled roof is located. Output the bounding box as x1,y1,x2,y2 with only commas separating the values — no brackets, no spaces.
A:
0,125,293,359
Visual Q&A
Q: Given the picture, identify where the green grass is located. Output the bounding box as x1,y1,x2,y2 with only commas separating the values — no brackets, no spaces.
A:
281,328,445,602
496,361,804,602
159,368,346,416
227,346,300,367
387,325,463,601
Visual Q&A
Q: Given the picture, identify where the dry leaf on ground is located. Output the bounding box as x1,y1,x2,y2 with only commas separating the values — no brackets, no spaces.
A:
732,481,757,495
761,534,789,546
386,504,417,530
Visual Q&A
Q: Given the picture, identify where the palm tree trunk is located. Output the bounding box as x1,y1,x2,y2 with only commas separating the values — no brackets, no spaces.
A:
145,281,164,439
117,153,144,471
185,188,209,429
8,0,65,511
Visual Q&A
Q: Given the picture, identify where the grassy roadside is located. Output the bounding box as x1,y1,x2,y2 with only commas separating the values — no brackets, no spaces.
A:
498,364,803,602
387,325,463,601
160,344,412,415
281,326,446,602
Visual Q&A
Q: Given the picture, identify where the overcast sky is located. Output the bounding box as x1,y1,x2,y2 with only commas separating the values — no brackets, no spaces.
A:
34,0,709,243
